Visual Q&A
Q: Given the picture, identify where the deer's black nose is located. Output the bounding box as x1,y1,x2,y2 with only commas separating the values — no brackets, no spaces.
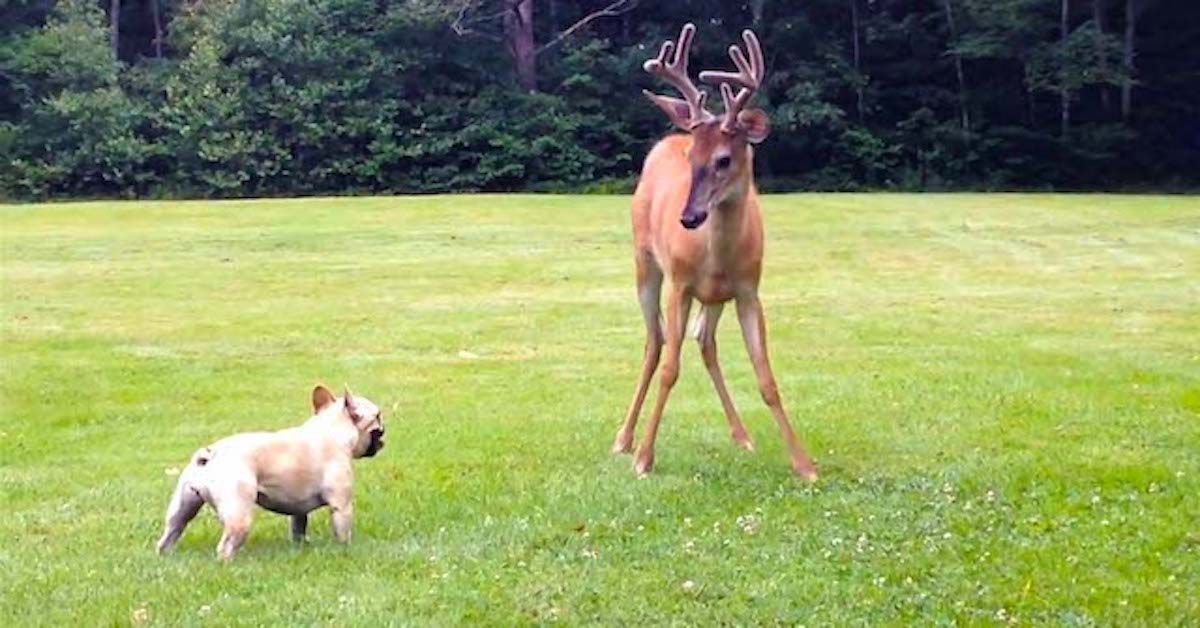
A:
680,210,708,230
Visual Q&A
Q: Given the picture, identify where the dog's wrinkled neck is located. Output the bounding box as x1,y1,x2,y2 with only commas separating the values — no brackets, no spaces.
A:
303,400,362,456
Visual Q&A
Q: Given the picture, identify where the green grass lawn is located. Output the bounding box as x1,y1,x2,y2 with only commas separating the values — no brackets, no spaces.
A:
1,193,1198,625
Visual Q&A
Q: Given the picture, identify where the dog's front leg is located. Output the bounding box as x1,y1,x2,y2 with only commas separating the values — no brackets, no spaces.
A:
325,488,353,543
331,505,353,543
291,514,308,543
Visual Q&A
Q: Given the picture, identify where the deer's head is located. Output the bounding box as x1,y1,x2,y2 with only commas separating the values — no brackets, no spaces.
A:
642,23,770,230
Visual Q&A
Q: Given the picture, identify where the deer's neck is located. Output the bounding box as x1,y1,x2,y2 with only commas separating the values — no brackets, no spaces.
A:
707,172,754,259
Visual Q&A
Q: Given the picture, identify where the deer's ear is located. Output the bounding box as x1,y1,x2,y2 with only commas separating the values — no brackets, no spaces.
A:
312,385,336,412
737,108,770,144
643,90,697,131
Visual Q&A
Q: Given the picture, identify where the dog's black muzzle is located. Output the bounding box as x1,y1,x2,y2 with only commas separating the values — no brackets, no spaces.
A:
363,429,384,457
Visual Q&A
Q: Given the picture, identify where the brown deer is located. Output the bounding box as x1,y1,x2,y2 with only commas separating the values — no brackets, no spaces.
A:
611,23,818,480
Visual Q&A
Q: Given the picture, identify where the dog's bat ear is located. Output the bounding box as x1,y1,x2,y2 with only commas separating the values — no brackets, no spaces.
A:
342,385,358,419
312,384,336,413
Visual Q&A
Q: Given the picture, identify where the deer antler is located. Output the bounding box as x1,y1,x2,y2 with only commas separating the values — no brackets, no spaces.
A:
642,23,714,129
699,29,766,134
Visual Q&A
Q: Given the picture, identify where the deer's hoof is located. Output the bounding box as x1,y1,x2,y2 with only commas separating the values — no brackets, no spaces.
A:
611,431,634,455
633,450,654,476
793,462,819,483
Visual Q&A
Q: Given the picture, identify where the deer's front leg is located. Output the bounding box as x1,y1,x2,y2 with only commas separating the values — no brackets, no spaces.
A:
736,295,818,481
614,255,664,454
634,286,692,476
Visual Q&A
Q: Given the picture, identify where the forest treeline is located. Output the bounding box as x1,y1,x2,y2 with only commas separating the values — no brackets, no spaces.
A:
1,0,1196,199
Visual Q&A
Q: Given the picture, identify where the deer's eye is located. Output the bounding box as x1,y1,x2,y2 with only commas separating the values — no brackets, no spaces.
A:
714,155,732,171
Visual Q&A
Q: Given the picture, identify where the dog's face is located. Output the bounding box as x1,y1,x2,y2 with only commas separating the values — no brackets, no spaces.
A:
312,385,385,458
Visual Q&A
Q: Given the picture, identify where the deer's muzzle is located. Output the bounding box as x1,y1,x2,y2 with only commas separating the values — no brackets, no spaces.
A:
681,167,710,229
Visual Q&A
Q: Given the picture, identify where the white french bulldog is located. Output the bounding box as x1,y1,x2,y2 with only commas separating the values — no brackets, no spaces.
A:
155,385,385,560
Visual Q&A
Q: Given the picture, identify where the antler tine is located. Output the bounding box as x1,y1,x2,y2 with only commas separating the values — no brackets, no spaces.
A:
643,23,713,128
717,83,752,131
699,29,766,133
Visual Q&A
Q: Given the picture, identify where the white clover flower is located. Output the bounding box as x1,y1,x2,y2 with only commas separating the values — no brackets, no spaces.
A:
736,514,762,535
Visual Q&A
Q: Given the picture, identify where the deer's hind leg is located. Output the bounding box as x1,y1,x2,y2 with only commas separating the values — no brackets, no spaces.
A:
613,251,664,454
695,302,755,451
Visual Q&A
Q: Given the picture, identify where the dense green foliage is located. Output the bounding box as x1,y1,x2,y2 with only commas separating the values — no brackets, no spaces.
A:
1,0,1197,199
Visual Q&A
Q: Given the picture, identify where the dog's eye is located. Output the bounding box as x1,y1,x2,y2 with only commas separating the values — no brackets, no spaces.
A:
715,155,732,171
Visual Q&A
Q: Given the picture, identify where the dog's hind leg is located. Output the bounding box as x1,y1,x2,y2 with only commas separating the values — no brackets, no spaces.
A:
291,514,308,543
211,475,257,561
214,506,254,561
156,477,205,555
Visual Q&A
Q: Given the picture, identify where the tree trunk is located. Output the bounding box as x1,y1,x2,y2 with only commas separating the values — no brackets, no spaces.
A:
1026,86,1036,127
942,0,970,139
504,0,536,92
149,0,163,59
1094,0,1110,113
1060,0,1070,138
1121,0,1135,120
850,0,865,122
548,0,557,33
110,0,120,59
